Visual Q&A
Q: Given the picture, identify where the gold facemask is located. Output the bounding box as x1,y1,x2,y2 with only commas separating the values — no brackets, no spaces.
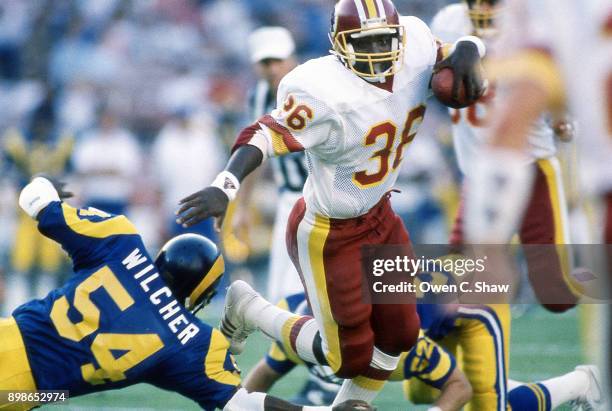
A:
332,25,406,78
465,0,502,37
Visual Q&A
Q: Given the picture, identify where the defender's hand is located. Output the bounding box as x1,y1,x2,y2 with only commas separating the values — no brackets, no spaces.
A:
332,400,376,411
434,40,485,102
32,173,73,200
176,187,229,228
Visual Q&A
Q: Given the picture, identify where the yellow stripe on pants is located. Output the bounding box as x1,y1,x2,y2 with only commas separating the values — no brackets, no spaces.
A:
0,317,37,410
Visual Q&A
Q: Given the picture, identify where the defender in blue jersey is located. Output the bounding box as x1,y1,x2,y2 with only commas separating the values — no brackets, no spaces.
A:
0,176,372,411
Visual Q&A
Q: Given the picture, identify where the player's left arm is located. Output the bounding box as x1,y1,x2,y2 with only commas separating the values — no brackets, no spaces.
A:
18,175,138,261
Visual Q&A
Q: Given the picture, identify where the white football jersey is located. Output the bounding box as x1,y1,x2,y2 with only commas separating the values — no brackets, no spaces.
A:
247,16,438,218
431,3,557,174
499,0,612,195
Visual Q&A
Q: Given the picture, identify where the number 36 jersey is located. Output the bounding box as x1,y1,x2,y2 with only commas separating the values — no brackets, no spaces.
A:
11,202,239,410
237,16,438,219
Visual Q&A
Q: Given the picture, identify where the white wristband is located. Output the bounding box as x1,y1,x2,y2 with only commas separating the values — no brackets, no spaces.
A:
19,177,60,218
428,407,443,411
451,35,486,58
211,171,240,201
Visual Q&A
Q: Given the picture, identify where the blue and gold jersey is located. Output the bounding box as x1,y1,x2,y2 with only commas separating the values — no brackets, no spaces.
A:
265,293,455,389
11,201,240,410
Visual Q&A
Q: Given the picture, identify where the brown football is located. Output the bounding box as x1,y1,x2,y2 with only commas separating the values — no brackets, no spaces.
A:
431,67,471,109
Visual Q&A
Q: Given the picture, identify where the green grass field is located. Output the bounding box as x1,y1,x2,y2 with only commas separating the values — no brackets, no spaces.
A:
44,305,584,410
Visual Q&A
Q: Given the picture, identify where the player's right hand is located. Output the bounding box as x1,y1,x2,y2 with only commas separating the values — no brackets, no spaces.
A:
176,186,229,228
331,400,376,411
32,173,73,200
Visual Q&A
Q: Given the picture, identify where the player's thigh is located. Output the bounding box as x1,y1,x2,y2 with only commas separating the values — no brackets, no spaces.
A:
371,224,420,353
287,203,373,373
0,317,36,392
456,304,510,411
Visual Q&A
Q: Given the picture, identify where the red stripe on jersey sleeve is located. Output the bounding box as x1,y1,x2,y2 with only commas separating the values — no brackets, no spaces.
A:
259,115,305,153
231,121,263,153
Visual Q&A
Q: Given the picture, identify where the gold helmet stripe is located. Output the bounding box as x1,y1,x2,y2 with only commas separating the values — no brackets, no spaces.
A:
362,0,379,19
188,255,225,309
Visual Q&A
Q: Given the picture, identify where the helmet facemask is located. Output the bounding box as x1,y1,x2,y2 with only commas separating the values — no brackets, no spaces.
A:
465,0,502,38
332,24,405,79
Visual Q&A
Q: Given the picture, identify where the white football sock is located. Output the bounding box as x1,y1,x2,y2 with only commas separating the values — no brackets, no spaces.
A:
242,294,294,341
539,370,590,408
332,347,400,405
507,379,525,391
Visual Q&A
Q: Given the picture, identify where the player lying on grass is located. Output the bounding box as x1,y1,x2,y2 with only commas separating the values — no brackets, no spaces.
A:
0,176,372,411
223,284,603,411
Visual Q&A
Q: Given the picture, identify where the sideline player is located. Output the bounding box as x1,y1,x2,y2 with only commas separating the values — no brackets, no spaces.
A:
463,0,612,246
431,0,579,311
232,26,304,303
177,0,486,404
459,0,612,399
0,176,371,411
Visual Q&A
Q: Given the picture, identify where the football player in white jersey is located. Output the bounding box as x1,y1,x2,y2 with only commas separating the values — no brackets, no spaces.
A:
427,2,585,409
464,0,612,246
461,0,612,402
432,0,579,312
177,0,486,405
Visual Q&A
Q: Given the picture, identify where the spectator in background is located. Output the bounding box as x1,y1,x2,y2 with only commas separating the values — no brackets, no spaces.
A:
151,108,225,243
72,104,141,215
0,0,32,80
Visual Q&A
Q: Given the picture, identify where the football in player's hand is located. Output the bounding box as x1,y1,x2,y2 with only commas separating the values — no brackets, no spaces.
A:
431,67,471,109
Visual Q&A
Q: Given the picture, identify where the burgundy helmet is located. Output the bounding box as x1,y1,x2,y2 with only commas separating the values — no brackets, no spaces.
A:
330,0,406,78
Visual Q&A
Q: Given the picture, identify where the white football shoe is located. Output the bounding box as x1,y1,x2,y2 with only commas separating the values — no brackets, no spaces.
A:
572,365,604,411
220,280,260,355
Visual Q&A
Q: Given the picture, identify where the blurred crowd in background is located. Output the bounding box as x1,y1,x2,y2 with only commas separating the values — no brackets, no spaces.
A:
0,0,472,315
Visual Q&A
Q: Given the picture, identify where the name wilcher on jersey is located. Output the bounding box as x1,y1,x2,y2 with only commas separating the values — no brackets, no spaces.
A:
122,248,200,344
